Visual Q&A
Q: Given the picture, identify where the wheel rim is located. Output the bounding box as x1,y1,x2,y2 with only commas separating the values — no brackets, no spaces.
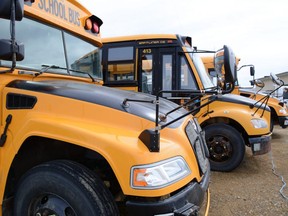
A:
207,135,233,162
29,194,76,216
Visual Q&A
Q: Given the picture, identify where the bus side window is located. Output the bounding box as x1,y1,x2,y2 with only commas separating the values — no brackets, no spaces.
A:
107,46,135,82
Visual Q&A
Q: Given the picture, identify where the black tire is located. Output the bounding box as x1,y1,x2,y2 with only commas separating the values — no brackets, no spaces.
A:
204,123,245,172
14,160,119,216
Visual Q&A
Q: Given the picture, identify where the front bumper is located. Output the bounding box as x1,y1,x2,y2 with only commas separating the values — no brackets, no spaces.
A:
249,133,272,155
125,165,210,216
278,116,288,128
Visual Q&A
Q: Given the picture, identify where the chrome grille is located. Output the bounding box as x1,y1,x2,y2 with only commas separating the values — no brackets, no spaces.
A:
185,120,209,174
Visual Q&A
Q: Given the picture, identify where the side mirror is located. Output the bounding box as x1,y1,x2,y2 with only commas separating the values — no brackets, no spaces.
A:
223,45,237,84
270,73,283,86
250,66,255,76
253,79,265,88
0,39,24,61
214,45,236,92
0,0,24,21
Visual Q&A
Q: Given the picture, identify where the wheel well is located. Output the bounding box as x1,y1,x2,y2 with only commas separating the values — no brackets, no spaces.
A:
3,136,121,212
269,106,279,124
201,117,249,144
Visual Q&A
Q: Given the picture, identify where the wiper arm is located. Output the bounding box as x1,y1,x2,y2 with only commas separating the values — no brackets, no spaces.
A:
41,64,96,82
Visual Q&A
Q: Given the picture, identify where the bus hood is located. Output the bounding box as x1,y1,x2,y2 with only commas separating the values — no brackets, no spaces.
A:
216,94,271,112
6,80,187,128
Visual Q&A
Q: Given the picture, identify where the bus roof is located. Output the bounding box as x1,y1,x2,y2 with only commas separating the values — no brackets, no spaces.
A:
102,34,179,43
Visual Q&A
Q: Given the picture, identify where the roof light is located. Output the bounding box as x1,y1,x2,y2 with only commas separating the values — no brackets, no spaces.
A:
84,15,103,35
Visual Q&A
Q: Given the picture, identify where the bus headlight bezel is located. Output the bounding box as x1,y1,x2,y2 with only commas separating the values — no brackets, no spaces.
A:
251,118,268,129
131,156,191,190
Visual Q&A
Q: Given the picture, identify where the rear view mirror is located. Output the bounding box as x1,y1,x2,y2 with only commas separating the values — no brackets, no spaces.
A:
223,45,236,84
253,79,265,88
0,39,24,61
214,45,236,92
250,66,255,76
0,0,24,21
270,73,283,86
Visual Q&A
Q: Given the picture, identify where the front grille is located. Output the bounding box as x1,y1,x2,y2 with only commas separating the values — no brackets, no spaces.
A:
185,120,209,175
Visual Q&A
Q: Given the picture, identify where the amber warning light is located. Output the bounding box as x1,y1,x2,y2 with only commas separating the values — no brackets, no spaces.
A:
84,15,103,34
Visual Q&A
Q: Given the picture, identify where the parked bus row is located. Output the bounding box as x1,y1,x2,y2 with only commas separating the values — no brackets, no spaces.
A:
0,0,283,215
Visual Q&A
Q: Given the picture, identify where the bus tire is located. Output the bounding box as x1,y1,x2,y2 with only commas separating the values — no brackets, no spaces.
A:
13,160,119,216
204,123,245,172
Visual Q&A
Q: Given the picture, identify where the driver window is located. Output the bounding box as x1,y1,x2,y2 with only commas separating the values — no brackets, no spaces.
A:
180,56,197,90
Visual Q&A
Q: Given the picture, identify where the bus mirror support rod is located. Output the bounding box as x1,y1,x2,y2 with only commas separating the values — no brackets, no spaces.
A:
251,74,285,117
138,90,218,152
0,0,25,74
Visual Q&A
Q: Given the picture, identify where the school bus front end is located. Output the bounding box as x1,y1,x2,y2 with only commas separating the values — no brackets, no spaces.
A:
101,34,272,172
0,79,210,216
202,55,288,129
234,87,288,129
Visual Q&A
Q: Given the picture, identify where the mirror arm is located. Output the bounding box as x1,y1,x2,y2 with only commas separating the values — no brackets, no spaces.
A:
0,0,17,73
10,0,17,71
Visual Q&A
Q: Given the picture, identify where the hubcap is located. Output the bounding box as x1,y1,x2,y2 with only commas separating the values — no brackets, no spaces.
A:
30,194,76,216
207,135,232,162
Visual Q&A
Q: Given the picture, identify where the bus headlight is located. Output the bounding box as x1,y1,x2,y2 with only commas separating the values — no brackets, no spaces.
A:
131,156,191,189
251,118,268,129
279,108,287,114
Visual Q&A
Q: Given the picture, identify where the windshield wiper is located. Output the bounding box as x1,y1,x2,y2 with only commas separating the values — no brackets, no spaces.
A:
41,64,96,82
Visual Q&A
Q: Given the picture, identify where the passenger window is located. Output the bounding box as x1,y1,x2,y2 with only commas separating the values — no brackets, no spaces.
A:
180,56,197,90
107,47,135,82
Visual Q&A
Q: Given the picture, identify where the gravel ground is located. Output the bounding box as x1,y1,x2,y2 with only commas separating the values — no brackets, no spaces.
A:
208,125,288,216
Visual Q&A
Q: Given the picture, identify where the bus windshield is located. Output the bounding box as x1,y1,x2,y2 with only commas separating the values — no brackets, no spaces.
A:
186,47,215,90
0,17,102,79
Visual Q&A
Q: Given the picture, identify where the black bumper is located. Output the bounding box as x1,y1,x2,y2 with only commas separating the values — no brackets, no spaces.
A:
278,116,288,128
249,133,272,155
125,165,210,216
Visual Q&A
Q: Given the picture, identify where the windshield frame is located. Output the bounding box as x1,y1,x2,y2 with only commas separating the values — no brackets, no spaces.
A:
185,47,215,90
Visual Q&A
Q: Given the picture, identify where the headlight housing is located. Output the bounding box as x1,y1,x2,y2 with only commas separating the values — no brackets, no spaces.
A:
279,107,287,114
251,118,268,129
131,156,191,189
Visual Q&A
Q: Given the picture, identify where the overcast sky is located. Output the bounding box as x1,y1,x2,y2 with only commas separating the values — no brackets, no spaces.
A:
79,0,288,86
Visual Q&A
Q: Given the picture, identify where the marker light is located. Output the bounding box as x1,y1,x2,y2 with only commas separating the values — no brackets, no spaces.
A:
84,18,93,30
131,156,191,189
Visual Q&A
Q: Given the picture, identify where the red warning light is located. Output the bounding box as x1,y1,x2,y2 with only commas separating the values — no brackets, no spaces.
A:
91,23,99,34
84,15,103,35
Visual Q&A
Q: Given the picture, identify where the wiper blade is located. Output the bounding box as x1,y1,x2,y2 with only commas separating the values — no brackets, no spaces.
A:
41,64,96,82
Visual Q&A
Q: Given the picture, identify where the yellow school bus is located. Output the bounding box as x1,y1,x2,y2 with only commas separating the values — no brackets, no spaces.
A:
101,34,272,172
0,1,210,215
202,56,288,130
